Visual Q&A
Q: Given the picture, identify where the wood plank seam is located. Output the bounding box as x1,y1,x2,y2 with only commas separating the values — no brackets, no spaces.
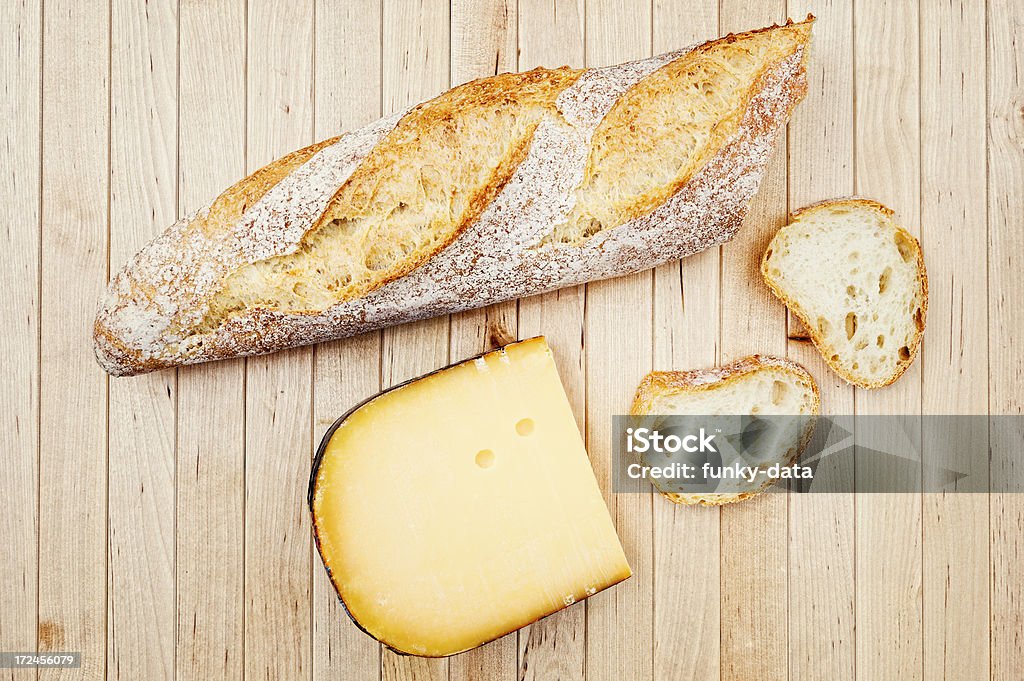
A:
783,2,856,680
174,2,181,680
105,1,113,675
36,0,43,672
310,6,317,680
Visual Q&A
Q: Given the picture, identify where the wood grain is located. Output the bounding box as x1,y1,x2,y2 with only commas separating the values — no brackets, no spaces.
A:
243,2,316,679
448,0,519,360
515,3,588,679
107,0,178,678
7,2,1024,679
311,1,384,679
447,4,519,678
516,288,589,681
650,3,722,680
38,0,109,677
0,1,39,679
379,2,451,680
920,2,990,681
784,1,856,679
988,0,1024,679
176,1,246,679
583,3,655,681
718,2,789,679
853,2,923,681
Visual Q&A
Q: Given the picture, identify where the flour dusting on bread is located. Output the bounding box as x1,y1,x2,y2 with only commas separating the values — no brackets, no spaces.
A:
95,19,814,376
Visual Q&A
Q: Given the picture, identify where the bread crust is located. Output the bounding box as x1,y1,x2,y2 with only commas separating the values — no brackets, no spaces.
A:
630,354,821,507
760,197,929,389
95,19,813,376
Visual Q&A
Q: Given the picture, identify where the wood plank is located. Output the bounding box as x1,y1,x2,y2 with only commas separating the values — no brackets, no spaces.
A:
38,0,109,677
582,2,654,681
451,0,517,81
717,3,789,680
783,1,856,680
0,0,40,678
310,1,383,679
649,4,721,681
379,1,450,679
310,326,382,681
448,0,518,354
107,0,178,678
919,2,990,680
515,297,588,681
175,0,246,678
514,2,587,679
987,0,1024,678
447,5,519,680
852,1,923,680
243,2,315,679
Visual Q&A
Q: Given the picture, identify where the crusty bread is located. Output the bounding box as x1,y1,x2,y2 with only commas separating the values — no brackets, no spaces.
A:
630,355,819,506
95,19,813,376
761,198,927,388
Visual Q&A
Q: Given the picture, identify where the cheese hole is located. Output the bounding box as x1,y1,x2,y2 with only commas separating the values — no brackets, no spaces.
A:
475,449,495,468
515,418,535,436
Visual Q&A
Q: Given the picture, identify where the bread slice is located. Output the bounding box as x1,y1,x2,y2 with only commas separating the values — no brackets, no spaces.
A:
630,355,819,506
761,198,927,388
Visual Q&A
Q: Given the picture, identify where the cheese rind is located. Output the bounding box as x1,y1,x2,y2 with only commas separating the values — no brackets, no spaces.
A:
310,336,631,657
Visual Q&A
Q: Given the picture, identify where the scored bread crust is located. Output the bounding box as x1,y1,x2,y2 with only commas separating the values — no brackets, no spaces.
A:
630,355,821,506
760,197,929,389
95,19,814,376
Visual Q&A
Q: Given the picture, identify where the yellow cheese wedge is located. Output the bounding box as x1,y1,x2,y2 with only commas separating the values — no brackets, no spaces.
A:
309,336,631,657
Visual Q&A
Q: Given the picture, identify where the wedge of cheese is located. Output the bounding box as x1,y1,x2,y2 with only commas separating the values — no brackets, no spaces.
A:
309,336,631,657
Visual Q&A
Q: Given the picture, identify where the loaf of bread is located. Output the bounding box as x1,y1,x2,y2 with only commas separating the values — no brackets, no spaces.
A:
761,198,927,388
630,355,820,506
94,19,813,376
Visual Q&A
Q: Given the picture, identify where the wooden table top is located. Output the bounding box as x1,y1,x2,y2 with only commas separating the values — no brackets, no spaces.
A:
2,0,1021,679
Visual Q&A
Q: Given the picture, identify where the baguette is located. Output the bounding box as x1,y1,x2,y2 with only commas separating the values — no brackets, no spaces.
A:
630,355,820,506
95,19,813,376
761,198,928,388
